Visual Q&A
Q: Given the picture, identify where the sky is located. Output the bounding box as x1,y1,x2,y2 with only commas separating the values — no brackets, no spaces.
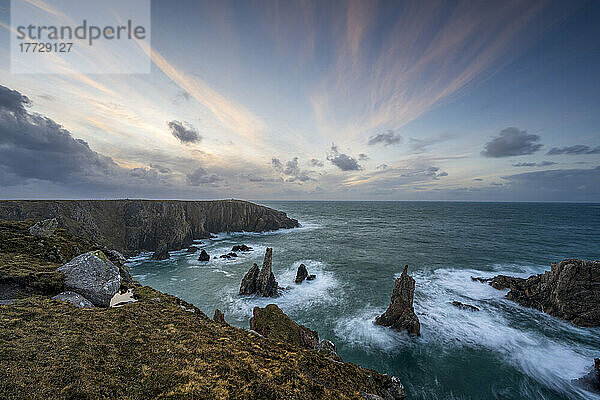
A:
0,0,599,201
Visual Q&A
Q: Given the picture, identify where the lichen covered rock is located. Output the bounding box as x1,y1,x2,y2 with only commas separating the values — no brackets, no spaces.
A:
52,291,94,308
28,218,58,238
57,250,120,307
249,304,319,349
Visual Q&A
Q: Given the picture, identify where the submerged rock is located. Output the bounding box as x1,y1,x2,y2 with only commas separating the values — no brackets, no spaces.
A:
375,265,420,335
213,309,226,324
306,274,316,281
489,259,600,327
249,304,319,349
57,251,120,307
186,246,199,253
52,291,94,308
232,244,252,252
151,244,169,260
295,263,308,283
29,218,58,238
451,301,480,312
471,276,491,283
198,249,210,261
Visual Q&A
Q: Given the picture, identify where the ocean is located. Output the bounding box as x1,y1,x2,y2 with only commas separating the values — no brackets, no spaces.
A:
129,201,600,400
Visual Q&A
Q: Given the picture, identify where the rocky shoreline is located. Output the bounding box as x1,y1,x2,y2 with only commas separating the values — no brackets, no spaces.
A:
0,218,405,400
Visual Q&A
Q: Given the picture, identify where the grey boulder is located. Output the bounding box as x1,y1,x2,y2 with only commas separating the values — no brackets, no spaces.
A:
57,251,120,307
52,291,94,308
29,218,58,238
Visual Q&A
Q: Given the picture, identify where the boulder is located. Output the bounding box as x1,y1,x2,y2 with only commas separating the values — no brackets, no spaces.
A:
198,250,210,261
151,244,169,260
306,274,316,281
29,218,58,238
57,251,120,307
232,244,252,252
213,309,226,324
249,304,319,349
104,249,134,287
375,265,421,335
295,263,308,283
52,291,94,308
239,263,260,295
186,246,199,253
451,301,480,312
489,259,600,327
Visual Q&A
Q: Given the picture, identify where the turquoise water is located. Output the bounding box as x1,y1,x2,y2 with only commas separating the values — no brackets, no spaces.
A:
129,201,600,400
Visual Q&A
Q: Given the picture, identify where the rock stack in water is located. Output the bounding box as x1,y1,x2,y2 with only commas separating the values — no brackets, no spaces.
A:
375,265,421,335
486,259,600,327
295,263,308,283
239,248,279,297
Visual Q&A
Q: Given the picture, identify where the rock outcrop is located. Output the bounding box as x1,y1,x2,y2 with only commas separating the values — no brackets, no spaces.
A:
186,246,199,253
151,244,170,260
295,263,308,283
487,259,600,327
52,291,94,308
213,309,226,324
239,248,280,297
375,265,421,335
232,244,252,252
0,200,299,255
57,251,121,307
28,218,58,238
249,304,319,349
451,301,480,312
198,250,210,261
316,339,342,362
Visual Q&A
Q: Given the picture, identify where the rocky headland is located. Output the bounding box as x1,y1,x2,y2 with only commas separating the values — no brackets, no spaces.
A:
0,218,406,400
0,200,299,256
475,259,600,327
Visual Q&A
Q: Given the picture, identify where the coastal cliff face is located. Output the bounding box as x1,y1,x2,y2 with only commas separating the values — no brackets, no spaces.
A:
0,200,299,255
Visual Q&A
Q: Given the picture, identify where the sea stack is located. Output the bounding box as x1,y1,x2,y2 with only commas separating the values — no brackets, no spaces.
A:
239,248,280,297
295,263,308,283
375,265,421,335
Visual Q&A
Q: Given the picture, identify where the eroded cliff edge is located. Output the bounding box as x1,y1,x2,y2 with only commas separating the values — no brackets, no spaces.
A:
0,200,299,255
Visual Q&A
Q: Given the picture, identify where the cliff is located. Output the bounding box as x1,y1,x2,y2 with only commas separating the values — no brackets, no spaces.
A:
0,220,405,399
0,200,299,255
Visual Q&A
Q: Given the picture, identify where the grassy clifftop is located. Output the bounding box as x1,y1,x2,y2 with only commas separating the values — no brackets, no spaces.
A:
0,220,404,399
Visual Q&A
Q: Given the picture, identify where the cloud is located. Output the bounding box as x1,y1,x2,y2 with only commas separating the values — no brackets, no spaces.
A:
481,127,543,158
473,178,483,181
546,145,600,155
358,153,369,161
368,130,402,146
327,145,362,171
168,120,201,144
186,167,221,185
512,161,557,167
408,134,454,153
310,159,324,167
0,85,32,114
149,163,172,174
376,164,388,170
272,157,313,182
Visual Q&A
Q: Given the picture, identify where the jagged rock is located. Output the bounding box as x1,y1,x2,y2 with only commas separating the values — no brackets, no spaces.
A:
220,254,231,259
375,265,421,335
29,218,58,238
295,263,308,283
471,276,491,283
451,301,480,312
186,246,199,253
104,249,134,286
596,359,600,391
198,250,210,261
151,244,169,260
306,274,316,281
57,251,120,307
213,309,226,324
256,248,279,297
239,263,260,295
316,339,342,361
232,244,252,252
249,304,319,349
52,291,94,308
489,259,600,326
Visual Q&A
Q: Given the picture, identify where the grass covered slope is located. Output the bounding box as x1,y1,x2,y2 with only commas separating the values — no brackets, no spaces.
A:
0,221,404,399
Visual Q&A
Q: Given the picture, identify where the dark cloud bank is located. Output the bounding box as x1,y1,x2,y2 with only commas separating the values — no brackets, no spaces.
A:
327,145,362,171
168,120,201,144
481,127,543,158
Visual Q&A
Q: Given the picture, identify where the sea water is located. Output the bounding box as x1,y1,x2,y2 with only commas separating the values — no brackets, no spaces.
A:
129,201,600,400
